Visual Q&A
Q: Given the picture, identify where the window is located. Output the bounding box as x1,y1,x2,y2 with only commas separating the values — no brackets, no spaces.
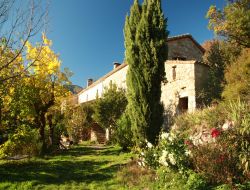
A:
173,56,186,60
96,89,99,98
172,66,176,80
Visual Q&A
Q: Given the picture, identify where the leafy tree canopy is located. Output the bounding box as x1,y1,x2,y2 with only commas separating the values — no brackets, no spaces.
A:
207,0,250,48
93,83,127,129
222,48,250,102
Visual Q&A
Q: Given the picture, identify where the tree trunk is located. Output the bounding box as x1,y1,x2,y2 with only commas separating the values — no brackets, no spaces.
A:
0,105,2,128
47,114,54,146
39,112,46,153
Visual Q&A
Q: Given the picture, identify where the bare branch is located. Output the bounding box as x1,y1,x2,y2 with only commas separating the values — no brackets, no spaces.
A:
0,0,48,83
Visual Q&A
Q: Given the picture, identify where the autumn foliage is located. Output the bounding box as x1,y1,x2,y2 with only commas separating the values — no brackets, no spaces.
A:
0,34,71,156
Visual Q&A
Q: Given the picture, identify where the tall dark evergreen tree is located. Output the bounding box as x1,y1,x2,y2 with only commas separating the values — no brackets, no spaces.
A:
124,0,168,146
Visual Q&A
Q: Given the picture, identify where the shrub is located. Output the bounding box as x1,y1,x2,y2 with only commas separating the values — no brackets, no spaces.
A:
213,184,232,190
155,167,187,190
175,100,250,185
138,100,249,187
236,181,250,190
64,102,94,144
138,131,191,172
138,140,159,169
191,130,241,184
0,125,41,158
158,132,191,172
115,112,134,150
223,48,250,102
224,100,250,176
185,170,208,190
174,106,226,139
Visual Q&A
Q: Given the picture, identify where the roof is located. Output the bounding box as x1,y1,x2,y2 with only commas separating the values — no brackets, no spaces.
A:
78,63,128,95
78,34,206,95
167,34,205,53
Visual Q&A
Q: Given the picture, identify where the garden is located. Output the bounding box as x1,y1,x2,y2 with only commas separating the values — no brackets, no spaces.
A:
0,0,249,189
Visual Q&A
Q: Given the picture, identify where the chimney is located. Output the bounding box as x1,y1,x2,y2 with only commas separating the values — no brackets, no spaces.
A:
113,62,121,70
87,78,93,87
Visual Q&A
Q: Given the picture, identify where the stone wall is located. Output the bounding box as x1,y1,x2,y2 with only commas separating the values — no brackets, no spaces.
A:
78,35,208,115
90,123,106,144
78,60,209,116
168,37,204,61
161,60,197,115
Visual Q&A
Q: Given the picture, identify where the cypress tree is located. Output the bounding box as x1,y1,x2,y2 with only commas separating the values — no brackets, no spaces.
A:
124,0,168,146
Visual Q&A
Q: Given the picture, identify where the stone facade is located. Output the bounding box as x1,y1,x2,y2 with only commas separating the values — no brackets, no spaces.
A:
78,34,208,117
162,60,209,115
167,34,204,61
75,34,209,141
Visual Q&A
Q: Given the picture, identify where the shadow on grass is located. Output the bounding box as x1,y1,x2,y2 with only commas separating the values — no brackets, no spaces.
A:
0,146,125,186
54,145,123,157
56,146,104,156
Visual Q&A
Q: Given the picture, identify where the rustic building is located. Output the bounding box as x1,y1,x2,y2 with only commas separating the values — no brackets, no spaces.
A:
76,34,209,142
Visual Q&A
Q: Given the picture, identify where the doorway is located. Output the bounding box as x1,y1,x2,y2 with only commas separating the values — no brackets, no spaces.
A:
179,97,188,113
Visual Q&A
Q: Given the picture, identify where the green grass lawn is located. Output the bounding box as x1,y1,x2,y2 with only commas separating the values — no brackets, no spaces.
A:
0,145,133,190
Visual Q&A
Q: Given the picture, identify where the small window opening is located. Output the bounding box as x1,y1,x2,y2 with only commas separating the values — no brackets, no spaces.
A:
173,56,186,61
96,89,99,98
172,66,176,80
179,97,188,113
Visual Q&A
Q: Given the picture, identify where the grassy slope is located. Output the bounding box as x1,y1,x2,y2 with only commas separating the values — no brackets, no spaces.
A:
0,145,133,190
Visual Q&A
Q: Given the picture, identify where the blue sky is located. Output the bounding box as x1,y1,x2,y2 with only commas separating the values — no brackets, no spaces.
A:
47,0,226,87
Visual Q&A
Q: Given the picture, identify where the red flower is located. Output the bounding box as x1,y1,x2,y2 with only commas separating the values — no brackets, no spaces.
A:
216,154,226,163
184,140,193,148
184,140,191,145
211,128,220,138
219,155,225,162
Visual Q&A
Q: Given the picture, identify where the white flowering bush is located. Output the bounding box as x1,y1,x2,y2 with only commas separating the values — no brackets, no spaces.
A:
138,132,191,173
138,140,159,169
158,132,191,172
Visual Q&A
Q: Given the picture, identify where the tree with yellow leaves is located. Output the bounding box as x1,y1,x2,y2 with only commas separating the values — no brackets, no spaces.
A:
25,33,71,152
0,42,27,130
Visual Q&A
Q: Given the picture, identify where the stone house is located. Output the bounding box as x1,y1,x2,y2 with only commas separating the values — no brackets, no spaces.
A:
76,34,209,142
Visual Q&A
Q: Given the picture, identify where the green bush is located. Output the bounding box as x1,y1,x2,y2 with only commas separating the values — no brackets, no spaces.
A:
222,48,250,102
155,167,187,190
236,181,250,190
185,170,208,190
115,112,134,150
213,184,232,190
0,125,41,158
64,102,94,144
224,100,250,175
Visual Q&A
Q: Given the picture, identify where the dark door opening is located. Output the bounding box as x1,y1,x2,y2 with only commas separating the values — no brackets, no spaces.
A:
179,97,188,113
